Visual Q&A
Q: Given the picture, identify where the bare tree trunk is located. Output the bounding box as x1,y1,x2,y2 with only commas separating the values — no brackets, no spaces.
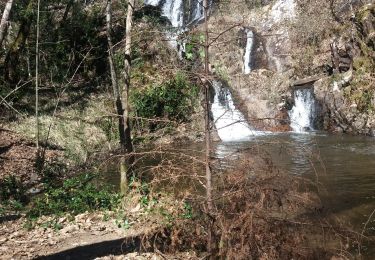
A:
0,0,14,47
107,0,131,191
106,0,126,147
35,0,41,156
4,0,33,82
203,0,213,257
122,0,134,155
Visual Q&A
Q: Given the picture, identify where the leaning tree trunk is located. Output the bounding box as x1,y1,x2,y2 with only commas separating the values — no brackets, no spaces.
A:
0,0,14,47
106,0,130,193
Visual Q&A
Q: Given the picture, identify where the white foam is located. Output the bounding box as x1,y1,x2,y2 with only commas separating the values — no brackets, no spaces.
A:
289,88,316,132
244,29,254,74
144,0,161,6
211,81,266,142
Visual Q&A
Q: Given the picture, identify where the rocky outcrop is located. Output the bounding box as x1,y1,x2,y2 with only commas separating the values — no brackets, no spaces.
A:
208,0,296,131
314,75,370,135
313,4,375,135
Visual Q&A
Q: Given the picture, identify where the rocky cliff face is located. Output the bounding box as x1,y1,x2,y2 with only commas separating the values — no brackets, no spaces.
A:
207,0,374,134
207,0,297,131
144,0,374,135
313,3,375,135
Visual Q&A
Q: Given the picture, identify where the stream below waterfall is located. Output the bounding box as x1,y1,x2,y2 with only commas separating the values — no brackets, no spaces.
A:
101,132,375,257
101,81,375,257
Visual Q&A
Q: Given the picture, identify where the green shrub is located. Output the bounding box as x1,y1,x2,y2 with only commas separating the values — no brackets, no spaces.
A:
0,176,26,203
131,73,199,129
27,173,121,218
0,176,27,217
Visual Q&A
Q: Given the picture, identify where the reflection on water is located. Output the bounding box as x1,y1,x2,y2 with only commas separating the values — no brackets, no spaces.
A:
215,132,375,257
101,132,375,257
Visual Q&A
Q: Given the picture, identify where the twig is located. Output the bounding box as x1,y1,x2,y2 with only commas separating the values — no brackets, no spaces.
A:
358,208,375,255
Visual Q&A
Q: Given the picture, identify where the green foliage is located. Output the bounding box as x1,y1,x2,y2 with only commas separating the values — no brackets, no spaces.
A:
245,0,265,9
27,173,121,218
0,175,27,203
40,160,67,189
184,33,205,61
215,63,230,82
181,202,193,219
131,73,198,129
353,56,375,74
342,68,374,113
0,176,27,217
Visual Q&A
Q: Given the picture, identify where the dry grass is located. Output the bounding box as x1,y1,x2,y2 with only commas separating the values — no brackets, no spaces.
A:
9,94,115,164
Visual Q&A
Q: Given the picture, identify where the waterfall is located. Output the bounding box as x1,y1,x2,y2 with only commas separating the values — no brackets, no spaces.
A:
289,88,316,132
243,29,254,74
162,0,184,28
144,0,211,56
190,0,204,24
211,81,263,142
144,0,161,6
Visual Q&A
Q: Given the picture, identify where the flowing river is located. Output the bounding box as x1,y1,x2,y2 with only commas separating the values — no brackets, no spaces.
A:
102,82,375,258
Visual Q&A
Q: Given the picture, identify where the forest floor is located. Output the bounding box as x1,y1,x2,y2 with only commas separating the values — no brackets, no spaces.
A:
0,211,195,259
0,128,61,185
0,127,196,259
0,128,360,259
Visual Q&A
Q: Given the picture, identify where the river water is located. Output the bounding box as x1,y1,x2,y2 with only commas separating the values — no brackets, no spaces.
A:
102,131,375,257
216,132,375,257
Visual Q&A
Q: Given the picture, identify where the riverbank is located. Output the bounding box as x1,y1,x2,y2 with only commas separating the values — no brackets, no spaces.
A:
1,129,364,259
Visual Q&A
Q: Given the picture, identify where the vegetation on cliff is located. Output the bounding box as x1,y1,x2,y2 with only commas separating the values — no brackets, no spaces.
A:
0,0,374,259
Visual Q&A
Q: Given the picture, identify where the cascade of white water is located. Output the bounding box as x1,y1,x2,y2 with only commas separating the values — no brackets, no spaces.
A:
162,0,184,28
289,88,316,132
144,0,161,6
190,0,204,24
211,81,264,142
144,0,211,57
243,29,254,74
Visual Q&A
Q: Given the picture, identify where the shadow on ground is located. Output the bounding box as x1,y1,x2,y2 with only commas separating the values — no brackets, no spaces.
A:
34,236,141,260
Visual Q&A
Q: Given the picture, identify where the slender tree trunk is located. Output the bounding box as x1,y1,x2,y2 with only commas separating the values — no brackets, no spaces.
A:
0,0,14,47
203,0,213,257
123,0,134,155
4,0,33,82
35,0,41,156
106,0,126,146
106,0,130,191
